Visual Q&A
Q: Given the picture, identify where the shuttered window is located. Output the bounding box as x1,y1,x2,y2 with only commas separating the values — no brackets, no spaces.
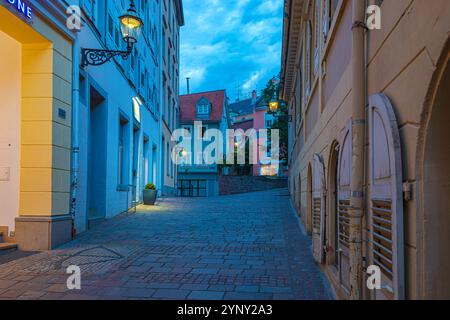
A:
371,199,394,280
313,197,321,231
338,199,350,248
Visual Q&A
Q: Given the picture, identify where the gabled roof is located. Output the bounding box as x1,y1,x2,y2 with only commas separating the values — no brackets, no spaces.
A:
180,90,226,123
228,96,265,117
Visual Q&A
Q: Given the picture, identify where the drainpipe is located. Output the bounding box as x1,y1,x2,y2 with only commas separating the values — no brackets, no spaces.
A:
349,0,366,300
70,36,80,238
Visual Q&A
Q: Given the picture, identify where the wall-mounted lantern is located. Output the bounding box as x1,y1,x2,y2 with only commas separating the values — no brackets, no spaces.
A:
81,0,143,67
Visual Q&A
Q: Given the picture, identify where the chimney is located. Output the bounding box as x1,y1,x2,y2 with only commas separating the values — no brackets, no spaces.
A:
186,77,191,94
251,90,257,104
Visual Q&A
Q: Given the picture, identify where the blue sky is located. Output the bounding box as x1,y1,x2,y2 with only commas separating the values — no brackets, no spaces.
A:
180,0,283,101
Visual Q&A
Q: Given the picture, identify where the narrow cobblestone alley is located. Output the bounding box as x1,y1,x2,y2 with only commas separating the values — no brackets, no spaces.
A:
0,189,332,300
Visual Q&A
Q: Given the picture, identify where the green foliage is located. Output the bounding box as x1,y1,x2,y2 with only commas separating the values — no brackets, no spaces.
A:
262,77,289,162
145,183,156,190
262,77,280,105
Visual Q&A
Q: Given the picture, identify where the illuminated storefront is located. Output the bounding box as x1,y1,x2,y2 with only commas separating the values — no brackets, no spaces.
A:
0,1,74,250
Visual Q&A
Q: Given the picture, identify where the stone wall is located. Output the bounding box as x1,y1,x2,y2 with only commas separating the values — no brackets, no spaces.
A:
219,176,287,196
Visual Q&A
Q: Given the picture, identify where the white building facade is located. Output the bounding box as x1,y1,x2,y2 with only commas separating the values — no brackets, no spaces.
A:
70,0,183,233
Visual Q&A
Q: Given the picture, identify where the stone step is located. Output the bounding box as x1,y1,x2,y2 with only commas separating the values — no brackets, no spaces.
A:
0,242,18,254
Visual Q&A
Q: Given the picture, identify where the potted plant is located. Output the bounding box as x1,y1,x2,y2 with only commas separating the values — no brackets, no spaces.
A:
143,183,157,205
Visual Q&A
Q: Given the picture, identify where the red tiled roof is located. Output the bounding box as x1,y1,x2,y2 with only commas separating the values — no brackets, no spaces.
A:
180,90,226,123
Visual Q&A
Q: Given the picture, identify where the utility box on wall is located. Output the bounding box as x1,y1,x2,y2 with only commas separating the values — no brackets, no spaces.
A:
0,167,10,181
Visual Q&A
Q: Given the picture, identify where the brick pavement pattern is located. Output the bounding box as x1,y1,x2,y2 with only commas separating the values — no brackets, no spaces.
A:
0,189,333,300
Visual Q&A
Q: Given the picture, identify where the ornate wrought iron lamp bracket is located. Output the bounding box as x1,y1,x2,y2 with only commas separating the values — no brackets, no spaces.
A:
81,48,131,68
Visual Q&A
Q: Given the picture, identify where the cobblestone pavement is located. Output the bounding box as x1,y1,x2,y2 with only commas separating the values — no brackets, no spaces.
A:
0,189,333,300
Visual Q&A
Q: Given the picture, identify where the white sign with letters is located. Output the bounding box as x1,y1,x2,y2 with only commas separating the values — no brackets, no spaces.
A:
4,0,33,20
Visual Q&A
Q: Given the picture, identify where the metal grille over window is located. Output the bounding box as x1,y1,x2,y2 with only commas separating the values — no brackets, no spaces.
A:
338,200,350,247
371,199,394,280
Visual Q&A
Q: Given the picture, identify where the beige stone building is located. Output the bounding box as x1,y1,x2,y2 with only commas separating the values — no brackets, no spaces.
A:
281,0,450,299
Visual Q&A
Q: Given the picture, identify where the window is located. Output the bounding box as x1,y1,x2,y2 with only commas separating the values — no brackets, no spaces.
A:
313,0,321,76
196,97,211,117
305,21,312,98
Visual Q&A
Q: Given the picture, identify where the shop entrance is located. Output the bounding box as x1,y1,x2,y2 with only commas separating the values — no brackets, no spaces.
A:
0,30,21,235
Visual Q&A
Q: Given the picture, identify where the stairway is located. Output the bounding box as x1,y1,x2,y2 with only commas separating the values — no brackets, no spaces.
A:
0,230,18,255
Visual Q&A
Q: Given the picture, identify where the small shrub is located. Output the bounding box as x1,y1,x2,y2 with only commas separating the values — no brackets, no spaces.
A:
145,183,156,190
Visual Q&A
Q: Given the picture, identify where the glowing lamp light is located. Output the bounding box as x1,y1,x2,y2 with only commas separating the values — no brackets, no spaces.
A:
119,0,143,51
269,99,280,113
179,148,188,158
81,0,143,67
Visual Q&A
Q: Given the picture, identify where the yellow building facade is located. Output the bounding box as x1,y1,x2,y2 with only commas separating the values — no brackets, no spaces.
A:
282,0,450,299
0,1,74,251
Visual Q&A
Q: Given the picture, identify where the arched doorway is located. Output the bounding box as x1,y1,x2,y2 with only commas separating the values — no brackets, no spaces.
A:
327,141,340,267
306,164,313,235
422,54,450,299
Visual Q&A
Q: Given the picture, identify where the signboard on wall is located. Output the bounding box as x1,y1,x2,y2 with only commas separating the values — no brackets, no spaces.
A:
4,0,33,20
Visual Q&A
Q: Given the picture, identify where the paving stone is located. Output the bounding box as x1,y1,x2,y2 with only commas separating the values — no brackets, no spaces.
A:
235,285,260,293
147,282,181,289
188,291,225,300
260,286,293,293
208,284,235,291
0,189,333,300
121,288,155,299
224,292,274,300
192,268,219,275
152,289,190,299
180,284,209,291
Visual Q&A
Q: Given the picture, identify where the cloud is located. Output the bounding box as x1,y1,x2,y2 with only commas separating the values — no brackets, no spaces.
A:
242,72,261,91
180,0,283,99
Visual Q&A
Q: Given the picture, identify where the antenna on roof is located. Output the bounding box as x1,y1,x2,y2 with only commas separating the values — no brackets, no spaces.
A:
235,81,242,101
186,77,191,95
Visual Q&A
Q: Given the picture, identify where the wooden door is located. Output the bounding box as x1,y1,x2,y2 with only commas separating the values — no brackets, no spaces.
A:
368,94,405,300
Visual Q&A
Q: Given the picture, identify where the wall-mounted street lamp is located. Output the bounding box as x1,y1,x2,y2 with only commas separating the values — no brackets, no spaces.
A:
269,99,280,113
268,97,292,122
179,148,188,158
81,0,143,67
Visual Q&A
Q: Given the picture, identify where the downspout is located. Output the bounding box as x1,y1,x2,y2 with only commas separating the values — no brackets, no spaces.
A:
70,36,80,237
349,0,366,300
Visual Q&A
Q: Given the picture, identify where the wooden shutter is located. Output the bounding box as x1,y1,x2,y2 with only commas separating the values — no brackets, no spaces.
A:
338,121,352,292
368,94,405,300
312,154,326,264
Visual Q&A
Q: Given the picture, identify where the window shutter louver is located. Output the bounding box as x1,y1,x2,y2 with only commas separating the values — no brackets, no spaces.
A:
312,154,326,264
337,121,352,293
368,94,405,300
